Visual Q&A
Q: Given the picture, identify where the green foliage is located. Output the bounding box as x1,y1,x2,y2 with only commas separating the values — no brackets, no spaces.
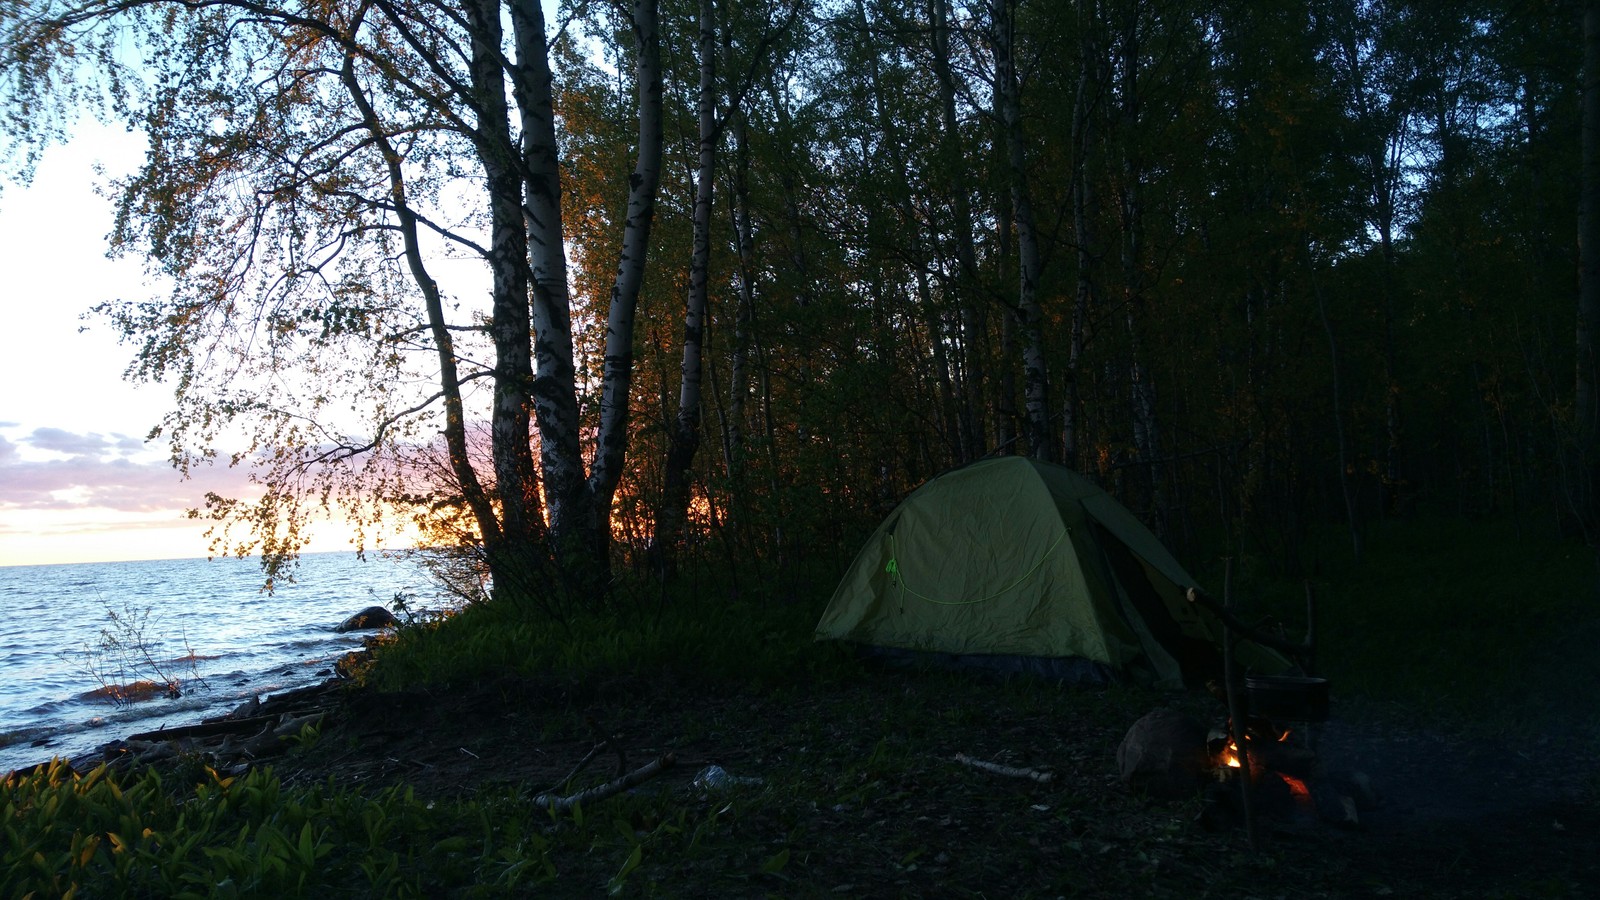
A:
8,0,1587,604
0,760,564,898
372,512,1600,737
0,746,823,897
363,575,854,693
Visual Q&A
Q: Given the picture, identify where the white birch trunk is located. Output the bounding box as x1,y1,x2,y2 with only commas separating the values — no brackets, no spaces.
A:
653,0,717,572
588,0,665,546
994,0,1052,463
468,0,545,587
509,0,591,572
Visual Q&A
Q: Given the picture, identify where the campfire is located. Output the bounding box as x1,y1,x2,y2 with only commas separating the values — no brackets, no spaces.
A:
1118,584,1378,841
1207,718,1317,817
1195,676,1376,831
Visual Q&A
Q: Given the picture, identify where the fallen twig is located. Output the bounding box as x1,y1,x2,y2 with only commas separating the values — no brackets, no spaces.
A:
954,753,1054,784
545,743,605,795
586,714,628,776
531,753,677,813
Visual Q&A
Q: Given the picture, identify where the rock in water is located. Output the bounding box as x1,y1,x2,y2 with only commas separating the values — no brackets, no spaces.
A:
335,606,400,633
225,695,262,720
1116,708,1210,799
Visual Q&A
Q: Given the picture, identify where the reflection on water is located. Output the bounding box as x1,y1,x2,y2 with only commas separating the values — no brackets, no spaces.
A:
0,551,442,773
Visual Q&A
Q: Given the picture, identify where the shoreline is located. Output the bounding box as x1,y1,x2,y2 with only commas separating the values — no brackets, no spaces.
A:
6,677,353,781
4,632,382,781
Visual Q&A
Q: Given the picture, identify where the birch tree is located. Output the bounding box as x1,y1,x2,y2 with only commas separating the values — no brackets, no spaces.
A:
992,0,1052,463
3,0,663,599
652,0,719,574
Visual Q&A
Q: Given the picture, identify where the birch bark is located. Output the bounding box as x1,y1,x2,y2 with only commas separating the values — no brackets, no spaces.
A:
586,0,665,557
652,0,718,574
994,0,1053,463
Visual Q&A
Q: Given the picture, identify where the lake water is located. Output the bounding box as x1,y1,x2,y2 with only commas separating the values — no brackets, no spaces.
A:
0,552,444,775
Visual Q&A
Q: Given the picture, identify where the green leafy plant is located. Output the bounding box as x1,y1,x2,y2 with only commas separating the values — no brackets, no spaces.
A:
1,760,572,897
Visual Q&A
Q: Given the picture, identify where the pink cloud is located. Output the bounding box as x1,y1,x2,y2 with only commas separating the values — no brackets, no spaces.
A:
20,427,148,459
0,428,258,513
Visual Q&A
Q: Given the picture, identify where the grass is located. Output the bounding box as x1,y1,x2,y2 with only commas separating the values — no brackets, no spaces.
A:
361,580,854,694
6,515,1598,897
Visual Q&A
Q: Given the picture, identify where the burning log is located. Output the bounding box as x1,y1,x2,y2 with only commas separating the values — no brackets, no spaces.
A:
1203,718,1378,831
1251,738,1317,779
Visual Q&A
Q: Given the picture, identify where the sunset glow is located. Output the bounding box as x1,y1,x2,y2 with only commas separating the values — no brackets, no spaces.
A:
0,125,408,567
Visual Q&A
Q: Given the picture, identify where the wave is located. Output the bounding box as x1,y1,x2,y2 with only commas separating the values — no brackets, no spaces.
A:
0,551,439,774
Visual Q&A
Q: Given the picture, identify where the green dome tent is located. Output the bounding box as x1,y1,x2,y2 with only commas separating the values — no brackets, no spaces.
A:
815,457,1286,688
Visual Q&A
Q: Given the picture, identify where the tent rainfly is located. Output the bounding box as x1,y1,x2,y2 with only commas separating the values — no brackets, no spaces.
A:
815,457,1287,689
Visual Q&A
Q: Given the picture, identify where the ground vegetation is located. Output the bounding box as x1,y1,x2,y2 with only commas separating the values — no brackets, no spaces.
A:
4,519,1598,896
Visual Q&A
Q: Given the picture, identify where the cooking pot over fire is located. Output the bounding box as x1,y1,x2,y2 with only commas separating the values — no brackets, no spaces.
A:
1244,675,1330,722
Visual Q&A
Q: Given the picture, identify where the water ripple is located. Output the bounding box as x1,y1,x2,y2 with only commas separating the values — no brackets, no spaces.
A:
0,551,441,773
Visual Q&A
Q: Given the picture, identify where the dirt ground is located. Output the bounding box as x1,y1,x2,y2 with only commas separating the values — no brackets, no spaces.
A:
242,669,1600,898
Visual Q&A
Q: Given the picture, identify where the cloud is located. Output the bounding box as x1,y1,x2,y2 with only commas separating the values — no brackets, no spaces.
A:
0,435,14,463
23,427,146,459
0,452,257,513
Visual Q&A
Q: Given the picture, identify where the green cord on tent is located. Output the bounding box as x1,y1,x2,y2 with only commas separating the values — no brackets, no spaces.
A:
885,529,1068,606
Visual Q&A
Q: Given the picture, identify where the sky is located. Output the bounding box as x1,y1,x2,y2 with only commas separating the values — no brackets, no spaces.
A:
0,1,575,567
0,123,379,567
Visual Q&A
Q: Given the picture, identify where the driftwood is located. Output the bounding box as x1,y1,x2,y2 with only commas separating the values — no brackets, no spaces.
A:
127,714,279,744
36,682,345,776
106,709,329,768
216,712,326,759
531,753,676,813
954,753,1054,784
547,743,606,795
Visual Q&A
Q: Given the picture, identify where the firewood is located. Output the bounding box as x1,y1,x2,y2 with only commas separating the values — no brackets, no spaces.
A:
530,753,677,813
953,753,1055,783
1253,742,1316,779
